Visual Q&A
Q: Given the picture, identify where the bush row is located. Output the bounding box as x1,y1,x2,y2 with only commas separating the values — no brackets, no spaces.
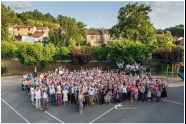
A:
1,40,171,64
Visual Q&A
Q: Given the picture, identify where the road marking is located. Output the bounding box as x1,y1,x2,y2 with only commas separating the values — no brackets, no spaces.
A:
164,100,184,106
114,103,122,110
89,107,115,123
1,99,30,123
32,103,64,123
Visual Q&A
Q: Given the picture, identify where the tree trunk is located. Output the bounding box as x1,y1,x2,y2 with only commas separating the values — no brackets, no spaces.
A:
34,65,37,72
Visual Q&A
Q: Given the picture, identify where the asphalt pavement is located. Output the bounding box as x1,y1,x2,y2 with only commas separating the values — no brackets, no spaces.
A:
1,76,184,123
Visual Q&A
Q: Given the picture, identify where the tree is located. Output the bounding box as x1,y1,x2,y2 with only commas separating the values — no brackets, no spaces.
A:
17,42,56,72
164,24,184,37
77,21,87,46
110,2,156,43
1,3,10,41
57,15,87,46
155,31,175,49
48,27,64,46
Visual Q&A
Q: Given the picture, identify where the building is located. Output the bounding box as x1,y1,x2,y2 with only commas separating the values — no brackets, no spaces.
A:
85,28,112,47
10,25,49,42
13,25,36,36
8,23,17,37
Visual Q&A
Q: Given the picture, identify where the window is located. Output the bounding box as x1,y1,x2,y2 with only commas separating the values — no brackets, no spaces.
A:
18,28,19,31
28,28,30,31
91,36,94,39
100,36,102,39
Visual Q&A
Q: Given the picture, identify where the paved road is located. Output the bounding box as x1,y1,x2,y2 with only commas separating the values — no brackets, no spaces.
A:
1,76,184,123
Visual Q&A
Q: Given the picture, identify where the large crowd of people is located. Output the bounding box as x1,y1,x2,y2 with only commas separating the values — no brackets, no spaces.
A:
21,64,168,114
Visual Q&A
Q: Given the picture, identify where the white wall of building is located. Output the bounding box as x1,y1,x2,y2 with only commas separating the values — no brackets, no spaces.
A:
22,35,34,42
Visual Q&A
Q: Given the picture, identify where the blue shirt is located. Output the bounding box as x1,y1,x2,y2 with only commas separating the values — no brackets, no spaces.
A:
88,90,94,95
65,84,70,92
29,75,33,80
157,91,161,97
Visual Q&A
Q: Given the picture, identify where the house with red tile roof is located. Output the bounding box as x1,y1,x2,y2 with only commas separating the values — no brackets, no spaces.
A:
11,25,49,42
173,37,184,42
85,28,112,47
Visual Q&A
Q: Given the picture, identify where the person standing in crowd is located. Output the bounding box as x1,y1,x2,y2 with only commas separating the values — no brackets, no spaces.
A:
130,84,135,102
161,83,167,101
114,90,121,103
94,86,99,104
56,88,62,106
100,88,106,105
147,87,152,101
30,84,35,103
134,86,138,102
35,86,41,109
156,89,161,103
84,90,90,108
70,84,76,104
152,88,157,101
139,83,145,102
62,87,69,106
49,86,56,105
88,87,94,106
78,90,84,114
42,84,48,111
116,61,124,74
122,84,127,102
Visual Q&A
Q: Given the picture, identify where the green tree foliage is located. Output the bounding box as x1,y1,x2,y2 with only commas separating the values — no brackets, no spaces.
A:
17,42,56,70
40,43,56,70
92,46,110,60
1,3,10,41
109,2,156,44
16,9,59,27
164,24,184,37
1,41,18,59
54,47,70,60
57,15,87,46
1,63,7,75
48,28,64,46
107,40,152,63
66,38,76,48
154,31,175,49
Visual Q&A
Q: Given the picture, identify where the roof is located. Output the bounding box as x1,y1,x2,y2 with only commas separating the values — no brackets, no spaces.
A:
173,37,184,41
36,27,48,30
86,30,102,35
8,23,17,27
102,29,109,34
14,25,35,28
32,31,45,38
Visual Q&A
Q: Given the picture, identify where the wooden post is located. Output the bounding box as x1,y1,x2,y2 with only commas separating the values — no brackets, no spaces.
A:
171,64,174,83
176,64,179,83
167,64,169,81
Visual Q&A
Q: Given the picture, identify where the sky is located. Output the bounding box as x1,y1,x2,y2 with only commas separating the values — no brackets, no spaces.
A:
1,1,185,29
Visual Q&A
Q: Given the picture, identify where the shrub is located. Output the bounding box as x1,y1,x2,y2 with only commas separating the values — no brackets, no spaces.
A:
1,41,18,59
69,48,94,65
1,64,7,74
54,47,70,60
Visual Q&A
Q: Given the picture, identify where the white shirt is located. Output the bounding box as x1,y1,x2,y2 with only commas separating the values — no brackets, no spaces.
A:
42,88,48,98
35,90,41,99
122,86,127,93
30,87,35,95
59,70,63,75
50,88,55,94
126,65,131,70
